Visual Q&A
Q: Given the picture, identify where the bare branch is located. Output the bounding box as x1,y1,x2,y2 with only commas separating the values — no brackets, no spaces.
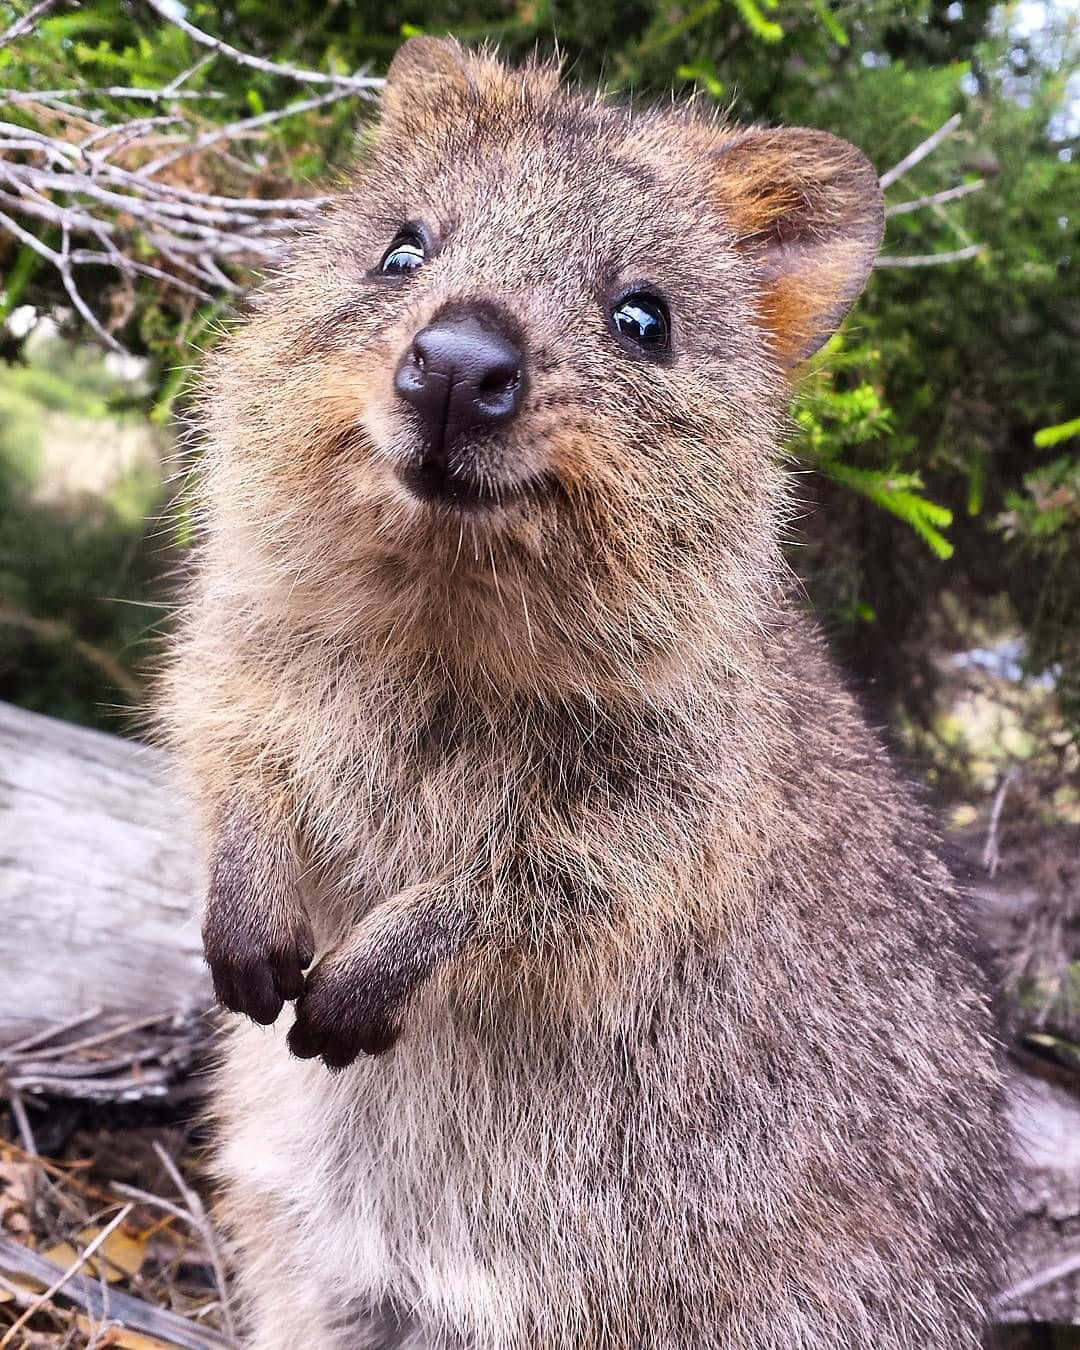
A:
151,1142,237,1344
0,1203,135,1348
0,0,62,52
142,85,360,176
982,766,1020,877
875,244,986,268
879,113,963,189
993,1247,1080,1313
885,178,985,217
141,0,383,94
1,85,228,106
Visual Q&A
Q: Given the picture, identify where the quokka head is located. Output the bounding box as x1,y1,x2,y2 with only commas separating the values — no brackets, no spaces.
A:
202,38,883,691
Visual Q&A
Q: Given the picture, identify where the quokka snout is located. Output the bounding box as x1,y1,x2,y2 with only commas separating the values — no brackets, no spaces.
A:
163,37,1006,1350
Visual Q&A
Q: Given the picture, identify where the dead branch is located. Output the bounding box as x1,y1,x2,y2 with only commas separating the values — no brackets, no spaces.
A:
151,1142,236,1344
0,0,379,351
0,1232,232,1349
141,0,382,93
875,244,986,267
885,178,985,217
879,112,963,190
0,1203,135,1348
876,114,987,268
0,10,988,348
0,0,62,52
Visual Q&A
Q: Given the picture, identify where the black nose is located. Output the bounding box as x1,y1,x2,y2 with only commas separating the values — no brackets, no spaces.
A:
394,317,524,457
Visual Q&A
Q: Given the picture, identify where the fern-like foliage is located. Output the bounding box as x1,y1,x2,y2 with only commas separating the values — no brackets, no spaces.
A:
792,334,955,560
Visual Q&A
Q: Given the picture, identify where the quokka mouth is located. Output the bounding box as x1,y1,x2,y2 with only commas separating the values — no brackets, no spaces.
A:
394,460,558,512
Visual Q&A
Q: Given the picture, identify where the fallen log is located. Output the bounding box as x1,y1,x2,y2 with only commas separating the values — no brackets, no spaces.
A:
1,699,1080,1324
0,699,207,1043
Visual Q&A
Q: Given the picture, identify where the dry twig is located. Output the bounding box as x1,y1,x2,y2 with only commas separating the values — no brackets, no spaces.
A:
0,1202,134,1347
0,8,984,350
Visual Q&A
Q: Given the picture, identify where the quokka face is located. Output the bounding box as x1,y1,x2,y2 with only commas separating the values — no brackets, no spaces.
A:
201,38,883,689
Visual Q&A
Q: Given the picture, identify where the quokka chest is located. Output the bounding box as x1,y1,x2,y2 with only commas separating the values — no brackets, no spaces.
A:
288,678,696,891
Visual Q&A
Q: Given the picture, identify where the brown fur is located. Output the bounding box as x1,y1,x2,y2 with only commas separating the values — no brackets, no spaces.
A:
162,39,1005,1349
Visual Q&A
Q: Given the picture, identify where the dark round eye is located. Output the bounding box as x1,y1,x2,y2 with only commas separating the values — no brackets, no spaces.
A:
611,293,670,352
380,235,425,275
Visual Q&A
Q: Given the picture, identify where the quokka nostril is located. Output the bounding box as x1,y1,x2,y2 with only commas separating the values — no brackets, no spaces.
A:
479,367,520,397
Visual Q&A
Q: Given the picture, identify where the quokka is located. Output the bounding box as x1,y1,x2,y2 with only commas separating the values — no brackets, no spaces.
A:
164,37,1005,1349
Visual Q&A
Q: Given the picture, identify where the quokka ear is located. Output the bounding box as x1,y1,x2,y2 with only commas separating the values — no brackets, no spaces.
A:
711,128,884,366
382,36,473,118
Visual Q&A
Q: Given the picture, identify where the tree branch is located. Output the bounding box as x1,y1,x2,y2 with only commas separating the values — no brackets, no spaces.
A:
141,0,384,94
879,113,963,190
885,178,985,217
0,0,63,53
875,244,986,268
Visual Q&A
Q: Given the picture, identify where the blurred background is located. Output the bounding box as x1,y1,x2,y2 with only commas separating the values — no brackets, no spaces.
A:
0,0,1077,1344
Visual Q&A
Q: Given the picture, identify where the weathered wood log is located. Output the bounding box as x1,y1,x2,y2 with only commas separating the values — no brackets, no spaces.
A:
0,700,207,1043
2,699,1080,1323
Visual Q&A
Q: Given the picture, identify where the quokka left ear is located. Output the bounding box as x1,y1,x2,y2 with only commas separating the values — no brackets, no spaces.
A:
711,128,884,367
382,36,474,120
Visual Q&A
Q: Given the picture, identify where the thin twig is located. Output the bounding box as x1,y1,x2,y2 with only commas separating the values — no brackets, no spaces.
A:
142,85,359,175
0,1234,232,1349
6,1089,37,1157
875,244,986,268
879,112,963,189
152,1142,237,1345
982,766,1019,877
10,1010,180,1063
142,0,383,94
885,178,985,217
993,1247,1080,1312
0,0,62,52
1,85,227,105
0,1203,134,1348
0,1006,103,1060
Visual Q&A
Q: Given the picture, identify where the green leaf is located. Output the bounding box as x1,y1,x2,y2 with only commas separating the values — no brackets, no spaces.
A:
730,0,784,42
1034,417,1080,448
677,62,726,98
0,244,41,322
814,0,849,47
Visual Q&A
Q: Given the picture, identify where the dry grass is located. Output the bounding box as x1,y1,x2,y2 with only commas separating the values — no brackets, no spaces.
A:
0,1020,229,1350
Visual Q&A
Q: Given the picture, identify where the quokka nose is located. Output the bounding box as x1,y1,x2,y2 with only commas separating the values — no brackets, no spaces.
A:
394,317,524,455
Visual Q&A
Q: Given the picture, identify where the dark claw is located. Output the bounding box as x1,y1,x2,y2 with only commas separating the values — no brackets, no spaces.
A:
204,921,314,1026
287,963,401,1068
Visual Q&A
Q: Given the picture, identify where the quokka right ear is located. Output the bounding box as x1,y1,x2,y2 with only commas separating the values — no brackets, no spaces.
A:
382,36,474,120
710,127,884,367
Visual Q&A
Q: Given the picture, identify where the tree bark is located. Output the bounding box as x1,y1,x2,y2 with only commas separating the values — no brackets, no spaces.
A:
0,699,207,1043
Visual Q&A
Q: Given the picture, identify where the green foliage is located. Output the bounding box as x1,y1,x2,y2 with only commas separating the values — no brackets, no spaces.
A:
794,337,954,560
0,0,1077,742
999,450,1080,735
0,334,172,730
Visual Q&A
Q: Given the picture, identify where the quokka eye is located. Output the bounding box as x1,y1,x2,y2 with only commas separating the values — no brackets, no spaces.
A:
380,234,425,275
611,292,671,353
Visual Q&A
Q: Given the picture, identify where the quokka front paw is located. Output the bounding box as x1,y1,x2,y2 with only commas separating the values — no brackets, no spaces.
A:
204,909,315,1026
204,799,313,1026
287,952,403,1067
